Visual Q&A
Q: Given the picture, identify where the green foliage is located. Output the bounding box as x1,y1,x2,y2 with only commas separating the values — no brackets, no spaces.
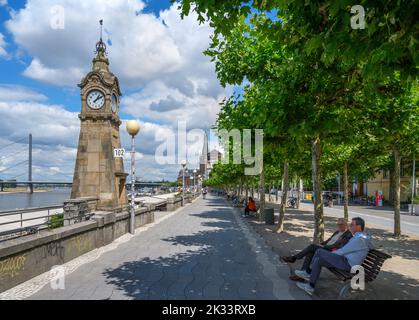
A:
176,0,418,240
176,0,418,184
164,181,179,188
48,214,64,230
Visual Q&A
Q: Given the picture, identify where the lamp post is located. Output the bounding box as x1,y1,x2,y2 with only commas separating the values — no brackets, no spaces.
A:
181,160,187,206
193,169,197,195
127,120,141,235
411,155,416,215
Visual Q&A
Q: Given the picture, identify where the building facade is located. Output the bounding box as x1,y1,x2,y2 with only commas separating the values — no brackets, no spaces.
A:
365,160,418,203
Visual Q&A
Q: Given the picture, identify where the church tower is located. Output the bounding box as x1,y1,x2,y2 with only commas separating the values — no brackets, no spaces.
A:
71,21,128,211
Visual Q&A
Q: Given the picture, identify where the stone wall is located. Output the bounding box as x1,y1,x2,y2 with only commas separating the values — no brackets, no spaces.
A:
0,207,154,293
167,197,183,211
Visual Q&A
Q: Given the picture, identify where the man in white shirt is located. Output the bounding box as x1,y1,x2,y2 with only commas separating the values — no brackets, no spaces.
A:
281,218,352,275
296,217,373,296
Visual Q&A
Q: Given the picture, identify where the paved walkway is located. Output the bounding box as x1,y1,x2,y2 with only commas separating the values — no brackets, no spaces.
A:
6,195,307,300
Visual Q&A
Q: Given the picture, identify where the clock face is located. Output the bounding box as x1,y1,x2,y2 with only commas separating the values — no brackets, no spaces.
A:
87,90,105,110
111,94,117,113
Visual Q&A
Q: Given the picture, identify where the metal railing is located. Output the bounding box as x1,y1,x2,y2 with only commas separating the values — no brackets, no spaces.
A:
0,205,93,242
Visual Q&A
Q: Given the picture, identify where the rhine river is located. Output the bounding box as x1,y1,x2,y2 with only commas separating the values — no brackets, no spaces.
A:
0,188,71,211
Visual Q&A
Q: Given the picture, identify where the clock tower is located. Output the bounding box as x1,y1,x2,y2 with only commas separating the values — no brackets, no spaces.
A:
71,21,128,211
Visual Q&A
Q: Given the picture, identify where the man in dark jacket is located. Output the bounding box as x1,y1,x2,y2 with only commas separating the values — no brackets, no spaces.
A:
280,218,352,275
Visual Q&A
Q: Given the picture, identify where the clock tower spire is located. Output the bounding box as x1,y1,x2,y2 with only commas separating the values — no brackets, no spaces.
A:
71,20,128,211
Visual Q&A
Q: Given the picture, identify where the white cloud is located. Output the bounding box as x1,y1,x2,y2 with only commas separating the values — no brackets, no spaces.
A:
0,101,80,147
0,33,8,58
0,85,75,180
2,1,227,181
5,1,230,125
23,59,85,87
0,100,79,181
0,98,208,181
121,79,224,129
6,0,182,87
0,84,48,102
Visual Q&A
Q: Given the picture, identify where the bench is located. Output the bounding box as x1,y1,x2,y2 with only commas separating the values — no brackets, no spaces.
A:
246,208,259,218
327,249,392,299
233,197,246,208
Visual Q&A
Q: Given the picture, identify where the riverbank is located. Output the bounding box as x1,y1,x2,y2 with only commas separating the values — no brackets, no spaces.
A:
0,189,51,195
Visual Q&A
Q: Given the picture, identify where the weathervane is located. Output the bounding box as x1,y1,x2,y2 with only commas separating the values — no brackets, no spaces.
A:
95,19,107,55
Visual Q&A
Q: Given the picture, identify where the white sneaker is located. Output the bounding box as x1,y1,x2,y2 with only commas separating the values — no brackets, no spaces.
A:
294,270,311,281
296,282,314,296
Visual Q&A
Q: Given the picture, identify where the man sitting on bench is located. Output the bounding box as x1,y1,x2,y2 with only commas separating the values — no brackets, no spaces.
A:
281,218,352,276
295,217,373,296
243,197,257,217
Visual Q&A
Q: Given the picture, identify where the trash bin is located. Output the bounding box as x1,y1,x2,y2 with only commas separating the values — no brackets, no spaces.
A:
264,208,275,225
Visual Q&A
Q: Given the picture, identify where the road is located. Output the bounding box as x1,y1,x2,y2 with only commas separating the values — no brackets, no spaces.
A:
299,202,419,237
1,195,307,300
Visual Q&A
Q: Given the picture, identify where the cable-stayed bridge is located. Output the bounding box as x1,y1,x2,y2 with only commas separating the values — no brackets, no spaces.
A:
0,134,168,192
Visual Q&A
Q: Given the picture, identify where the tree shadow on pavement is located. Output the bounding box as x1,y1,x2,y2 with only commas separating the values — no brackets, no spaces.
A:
102,206,294,300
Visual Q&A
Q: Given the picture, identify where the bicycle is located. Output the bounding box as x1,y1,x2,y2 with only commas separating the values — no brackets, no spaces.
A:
287,197,298,209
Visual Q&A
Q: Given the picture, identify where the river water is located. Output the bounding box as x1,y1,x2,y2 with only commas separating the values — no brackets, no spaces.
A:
0,188,72,211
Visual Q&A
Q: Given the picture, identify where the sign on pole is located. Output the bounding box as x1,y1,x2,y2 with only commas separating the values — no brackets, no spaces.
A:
114,148,126,158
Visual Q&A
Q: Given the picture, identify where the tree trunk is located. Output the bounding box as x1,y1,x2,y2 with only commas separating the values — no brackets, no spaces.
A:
312,137,324,244
296,177,301,209
394,146,401,238
245,178,249,203
275,161,289,233
389,167,395,205
259,165,265,222
275,181,279,202
343,161,349,221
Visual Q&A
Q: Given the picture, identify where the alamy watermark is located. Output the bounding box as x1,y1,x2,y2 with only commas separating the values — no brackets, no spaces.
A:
153,121,264,176
50,265,65,290
50,5,65,30
350,5,366,30
350,265,365,291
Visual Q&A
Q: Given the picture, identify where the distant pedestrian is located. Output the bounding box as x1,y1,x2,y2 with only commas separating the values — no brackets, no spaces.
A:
243,197,257,217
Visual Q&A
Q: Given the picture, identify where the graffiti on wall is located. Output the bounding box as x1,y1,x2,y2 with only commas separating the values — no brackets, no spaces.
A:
0,255,26,279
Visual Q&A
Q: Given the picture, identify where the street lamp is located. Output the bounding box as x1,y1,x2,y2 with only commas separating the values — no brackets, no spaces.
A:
193,169,197,195
181,160,187,205
127,120,141,235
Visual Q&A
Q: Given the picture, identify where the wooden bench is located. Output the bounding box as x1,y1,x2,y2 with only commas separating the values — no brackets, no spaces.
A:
327,249,392,299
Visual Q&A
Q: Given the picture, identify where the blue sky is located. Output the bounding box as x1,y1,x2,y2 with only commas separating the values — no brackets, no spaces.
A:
0,0,174,118
0,0,227,182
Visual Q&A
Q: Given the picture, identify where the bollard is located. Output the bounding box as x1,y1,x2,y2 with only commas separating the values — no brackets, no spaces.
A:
264,208,275,225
